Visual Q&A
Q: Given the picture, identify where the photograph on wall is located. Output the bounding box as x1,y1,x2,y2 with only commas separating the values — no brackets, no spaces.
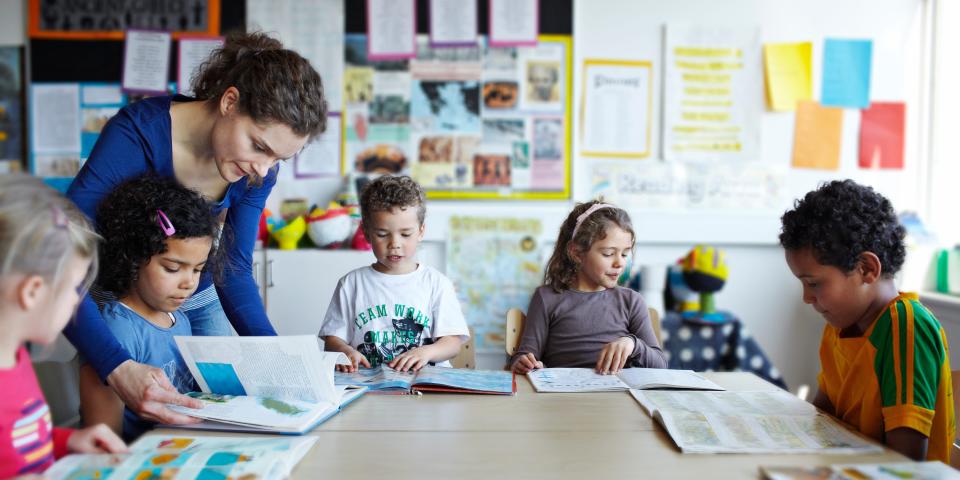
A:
343,34,571,200
0,47,22,170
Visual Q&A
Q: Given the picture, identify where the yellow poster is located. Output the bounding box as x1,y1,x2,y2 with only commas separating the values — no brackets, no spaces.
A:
764,42,813,111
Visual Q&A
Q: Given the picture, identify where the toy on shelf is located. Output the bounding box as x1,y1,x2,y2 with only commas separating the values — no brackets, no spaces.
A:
268,216,306,250
307,202,353,248
664,264,699,315
679,245,729,323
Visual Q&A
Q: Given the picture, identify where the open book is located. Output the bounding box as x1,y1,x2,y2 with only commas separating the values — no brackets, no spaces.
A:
527,367,724,393
46,435,316,479
631,389,883,454
335,365,516,395
760,461,957,480
168,335,366,434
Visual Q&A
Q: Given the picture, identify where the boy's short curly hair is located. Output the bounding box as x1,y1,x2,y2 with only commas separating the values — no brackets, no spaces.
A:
96,175,221,296
359,175,426,230
779,179,906,276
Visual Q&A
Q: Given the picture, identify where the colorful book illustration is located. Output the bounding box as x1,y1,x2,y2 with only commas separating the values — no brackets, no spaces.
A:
760,461,957,479
45,435,317,479
170,335,366,434
631,389,883,454
527,368,725,393
335,364,516,395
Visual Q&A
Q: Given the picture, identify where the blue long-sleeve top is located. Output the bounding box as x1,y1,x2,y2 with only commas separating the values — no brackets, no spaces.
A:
65,95,277,381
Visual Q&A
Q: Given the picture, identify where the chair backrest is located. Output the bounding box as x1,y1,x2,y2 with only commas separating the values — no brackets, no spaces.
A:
505,308,526,356
450,327,476,369
648,307,662,345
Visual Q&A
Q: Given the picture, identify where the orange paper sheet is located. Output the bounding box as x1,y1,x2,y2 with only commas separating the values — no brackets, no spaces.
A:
859,102,905,169
792,101,843,170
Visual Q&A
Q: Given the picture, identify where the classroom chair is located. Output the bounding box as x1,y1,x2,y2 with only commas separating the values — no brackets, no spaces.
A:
504,307,663,356
952,370,960,469
450,327,476,369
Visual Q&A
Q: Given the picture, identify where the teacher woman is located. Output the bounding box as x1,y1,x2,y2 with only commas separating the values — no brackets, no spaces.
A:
66,31,328,424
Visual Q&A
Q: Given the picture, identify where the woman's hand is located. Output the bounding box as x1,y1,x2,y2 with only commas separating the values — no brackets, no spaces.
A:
596,337,635,374
511,353,543,374
106,360,204,424
66,423,127,454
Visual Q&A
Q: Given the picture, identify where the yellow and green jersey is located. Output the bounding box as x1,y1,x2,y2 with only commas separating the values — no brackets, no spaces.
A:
818,292,955,463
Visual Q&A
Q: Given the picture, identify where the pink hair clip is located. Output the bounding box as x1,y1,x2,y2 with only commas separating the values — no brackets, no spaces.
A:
156,209,176,236
570,203,613,240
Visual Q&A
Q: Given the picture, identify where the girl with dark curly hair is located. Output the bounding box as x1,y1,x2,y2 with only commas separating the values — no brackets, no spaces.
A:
64,31,329,426
509,200,666,375
79,175,220,440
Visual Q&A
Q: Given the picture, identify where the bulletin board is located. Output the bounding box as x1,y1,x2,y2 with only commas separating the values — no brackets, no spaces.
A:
27,0,221,40
341,34,572,201
574,0,926,244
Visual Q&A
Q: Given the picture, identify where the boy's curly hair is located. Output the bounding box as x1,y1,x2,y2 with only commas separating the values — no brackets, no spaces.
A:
359,175,426,233
96,175,221,296
779,179,905,276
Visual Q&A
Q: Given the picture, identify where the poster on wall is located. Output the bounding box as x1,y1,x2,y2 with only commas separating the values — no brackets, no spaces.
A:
580,59,652,158
662,24,762,162
30,83,126,188
28,0,221,40
446,216,543,353
0,47,23,173
342,34,571,200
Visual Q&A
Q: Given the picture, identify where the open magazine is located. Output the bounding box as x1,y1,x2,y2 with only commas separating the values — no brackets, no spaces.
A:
527,368,724,393
760,461,957,480
631,389,883,454
335,364,516,395
168,335,366,434
45,435,317,479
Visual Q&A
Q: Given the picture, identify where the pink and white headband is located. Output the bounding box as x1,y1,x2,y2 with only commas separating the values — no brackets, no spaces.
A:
570,203,614,240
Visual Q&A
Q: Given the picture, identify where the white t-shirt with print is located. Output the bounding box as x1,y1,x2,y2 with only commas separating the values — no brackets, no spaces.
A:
319,264,470,367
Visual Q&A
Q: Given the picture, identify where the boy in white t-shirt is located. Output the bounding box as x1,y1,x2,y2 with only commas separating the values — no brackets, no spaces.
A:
320,175,469,372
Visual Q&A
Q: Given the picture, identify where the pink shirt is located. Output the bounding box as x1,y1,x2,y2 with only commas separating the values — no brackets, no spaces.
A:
0,347,73,478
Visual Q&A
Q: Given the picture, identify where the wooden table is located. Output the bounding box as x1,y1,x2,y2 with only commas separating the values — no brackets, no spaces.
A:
153,372,908,479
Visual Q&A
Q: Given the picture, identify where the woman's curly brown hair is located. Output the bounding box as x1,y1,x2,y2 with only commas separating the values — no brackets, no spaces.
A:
96,175,222,296
191,31,328,140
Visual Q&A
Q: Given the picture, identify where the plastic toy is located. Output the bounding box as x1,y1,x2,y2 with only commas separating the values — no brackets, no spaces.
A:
307,202,353,248
269,216,306,250
680,245,729,322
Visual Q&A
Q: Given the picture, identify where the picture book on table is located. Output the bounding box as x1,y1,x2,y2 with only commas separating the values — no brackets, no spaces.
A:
760,461,957,479
167,335,366,434
631,389,883,454
335,364,516,395
45,435,317,479
526,367,725,393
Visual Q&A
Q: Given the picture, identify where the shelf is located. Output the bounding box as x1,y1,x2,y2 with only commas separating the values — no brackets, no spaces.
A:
920,291,960,325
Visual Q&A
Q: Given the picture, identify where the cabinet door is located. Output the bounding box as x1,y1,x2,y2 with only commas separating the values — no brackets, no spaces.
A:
265,249,375,336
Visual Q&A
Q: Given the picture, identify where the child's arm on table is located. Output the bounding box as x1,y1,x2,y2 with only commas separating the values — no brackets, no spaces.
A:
885,427,928,460
389,335,464,372
323,335,370,372
604,298,666,373
78,364,125,438
510,290,548,374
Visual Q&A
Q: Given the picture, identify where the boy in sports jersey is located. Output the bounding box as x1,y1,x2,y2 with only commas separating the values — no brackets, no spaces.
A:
780,179,954,462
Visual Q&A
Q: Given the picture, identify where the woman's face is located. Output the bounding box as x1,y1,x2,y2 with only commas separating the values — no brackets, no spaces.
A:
211,88,309,184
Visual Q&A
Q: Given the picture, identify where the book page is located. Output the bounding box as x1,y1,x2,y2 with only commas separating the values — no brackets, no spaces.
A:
167,392,337,432
527,368,629,393
631,390,881,454
616,368,724,390
335,365,417,391
46,435,317,479
175,335,347,404
412,365,514,393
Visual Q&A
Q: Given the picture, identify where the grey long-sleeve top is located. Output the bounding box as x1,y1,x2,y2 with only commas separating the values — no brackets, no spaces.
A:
511,286,667,369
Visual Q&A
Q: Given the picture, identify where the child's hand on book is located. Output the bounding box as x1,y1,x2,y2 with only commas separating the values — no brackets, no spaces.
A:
596,337,635,375
388,346,433,372
337,348,372,373
67,423,128,454
511,353,543,374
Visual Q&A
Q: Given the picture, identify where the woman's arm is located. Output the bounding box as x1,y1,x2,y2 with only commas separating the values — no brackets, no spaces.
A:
214,169,278,336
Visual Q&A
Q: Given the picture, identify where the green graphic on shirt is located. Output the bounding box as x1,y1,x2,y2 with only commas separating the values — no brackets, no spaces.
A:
354,304,431,367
